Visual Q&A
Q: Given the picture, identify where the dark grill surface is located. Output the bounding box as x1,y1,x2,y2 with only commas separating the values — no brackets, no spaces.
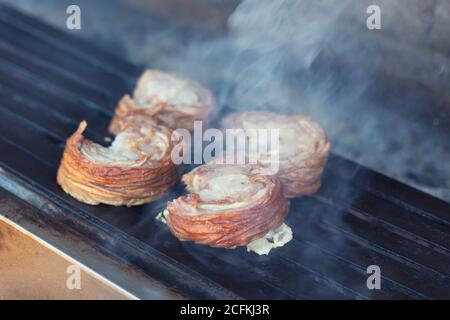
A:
0,4,449,299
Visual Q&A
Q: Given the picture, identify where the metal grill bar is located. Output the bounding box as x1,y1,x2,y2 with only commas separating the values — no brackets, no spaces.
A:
0,3,140,80
0,4,448,299
327,155,450,222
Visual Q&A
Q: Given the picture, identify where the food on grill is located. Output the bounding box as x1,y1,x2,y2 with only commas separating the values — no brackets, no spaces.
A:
158,208,292,255
57,116,180,206
109,70,215,134
221,111,331,198
165,163,290,248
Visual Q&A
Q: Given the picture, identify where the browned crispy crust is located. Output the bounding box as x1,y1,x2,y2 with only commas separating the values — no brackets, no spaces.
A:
57,118,180,206
109,70,215,134
166,164,289,248
222,111,331,198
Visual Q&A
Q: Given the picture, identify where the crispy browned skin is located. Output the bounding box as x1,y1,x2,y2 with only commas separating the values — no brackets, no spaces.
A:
222,111,331,198
57,117,180,206
109,70,215,134
166,164,289,248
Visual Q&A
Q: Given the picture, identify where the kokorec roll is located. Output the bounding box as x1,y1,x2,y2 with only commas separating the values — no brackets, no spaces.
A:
109,70,215,134
221,111,331,198
57,116,180,206
166,163,289,248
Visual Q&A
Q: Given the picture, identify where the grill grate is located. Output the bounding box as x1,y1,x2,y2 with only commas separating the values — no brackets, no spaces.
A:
0,3,449,299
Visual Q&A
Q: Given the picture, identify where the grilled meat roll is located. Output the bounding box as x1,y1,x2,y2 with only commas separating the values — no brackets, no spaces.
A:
166,163,289,248
57,117,180,206
109,70,215,134
222,111,331,198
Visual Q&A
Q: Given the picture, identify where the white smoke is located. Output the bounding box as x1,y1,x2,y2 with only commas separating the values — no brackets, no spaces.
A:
3,0,450,200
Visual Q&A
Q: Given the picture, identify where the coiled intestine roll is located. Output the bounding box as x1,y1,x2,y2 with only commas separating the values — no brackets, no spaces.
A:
166,163,289,248
109,70,215,134
57,116,180,206
221,111,331,198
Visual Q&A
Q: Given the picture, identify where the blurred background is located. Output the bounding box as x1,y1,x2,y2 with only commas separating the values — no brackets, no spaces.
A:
2,0,449,202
